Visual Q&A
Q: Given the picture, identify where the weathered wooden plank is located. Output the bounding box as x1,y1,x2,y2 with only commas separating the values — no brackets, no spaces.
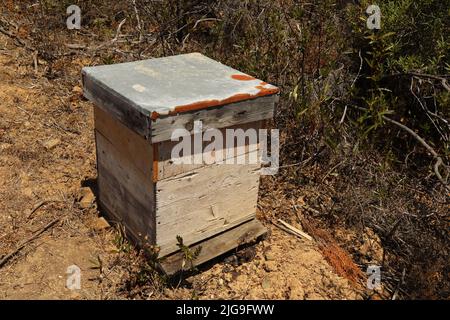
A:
97,164,153,245
159,219,267,275
156,162,261,256
84,72,151,138
96,131,155,243
94,106,153,180
151,95,276,143
155,121,263,180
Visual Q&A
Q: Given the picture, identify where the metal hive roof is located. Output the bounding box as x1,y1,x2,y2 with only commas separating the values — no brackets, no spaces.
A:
82,52,279,119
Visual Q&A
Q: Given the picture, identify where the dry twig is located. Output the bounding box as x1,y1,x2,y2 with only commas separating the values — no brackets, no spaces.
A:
0,218,60,268
275,219,313,241
27,200,58,219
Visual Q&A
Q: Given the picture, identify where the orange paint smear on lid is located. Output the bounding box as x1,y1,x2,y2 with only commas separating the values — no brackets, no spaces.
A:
231,74,257,81
150,86,279,120
255,85,279,96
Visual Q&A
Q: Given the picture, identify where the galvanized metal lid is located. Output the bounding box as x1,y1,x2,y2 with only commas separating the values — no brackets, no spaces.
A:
82,53,279,120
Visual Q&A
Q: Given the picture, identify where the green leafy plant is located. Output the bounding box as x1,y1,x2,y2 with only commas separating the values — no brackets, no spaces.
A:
176,235,202,272
113,225,132,253
343,0,450,188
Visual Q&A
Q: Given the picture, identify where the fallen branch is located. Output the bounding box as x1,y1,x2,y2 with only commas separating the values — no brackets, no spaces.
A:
273,222,302,239
276,219,313,241
27,200,57,219
0,218,60,268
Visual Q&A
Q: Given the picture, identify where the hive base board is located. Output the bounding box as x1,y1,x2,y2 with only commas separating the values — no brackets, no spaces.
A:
158,219,267,275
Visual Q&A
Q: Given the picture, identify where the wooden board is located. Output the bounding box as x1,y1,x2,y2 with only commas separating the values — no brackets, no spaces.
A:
94,106,156,244
159,218,267,275
156,162,261,256
151,95,276,143
96,132,156,243
85,74,151,138
94,106,153,180
155,120,263,180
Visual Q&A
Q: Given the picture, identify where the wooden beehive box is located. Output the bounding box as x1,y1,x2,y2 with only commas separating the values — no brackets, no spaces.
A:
82,53,279,273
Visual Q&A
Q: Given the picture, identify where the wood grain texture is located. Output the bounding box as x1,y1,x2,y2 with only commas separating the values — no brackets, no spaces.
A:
84,73,151,138
94,106,153,180
93,103,270,259
94,107,156,244
155,121,263,180
150,95,276,143
155,162,261,256
159,219,267,275
96,132,155,243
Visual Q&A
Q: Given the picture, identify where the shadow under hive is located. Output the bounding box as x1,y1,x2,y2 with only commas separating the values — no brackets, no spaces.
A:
82,53,280,274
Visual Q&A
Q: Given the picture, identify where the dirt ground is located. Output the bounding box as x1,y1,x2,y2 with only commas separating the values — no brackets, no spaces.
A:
0,30,375,300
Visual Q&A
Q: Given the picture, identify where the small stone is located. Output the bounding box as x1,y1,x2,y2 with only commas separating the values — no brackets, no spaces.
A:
72,85,83,95
297,196,306,206
224,273,232,282
306,292,326,300
218,278,224,286
163,288,173,298
22,187,34,197
263,261,277,272
43,138,61,150
264,251,276,261
288,282,305,299
224,254,238,265
92,217,110,231
69,291,82,300
79,187,95,208
235,274,248,283
261,276,271,289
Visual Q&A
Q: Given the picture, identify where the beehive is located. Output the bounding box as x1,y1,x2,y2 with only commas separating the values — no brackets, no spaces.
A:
82,53,279,273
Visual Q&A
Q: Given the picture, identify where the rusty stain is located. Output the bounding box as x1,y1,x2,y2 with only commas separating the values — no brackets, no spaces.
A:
150,111,160,120
231,74,256,81
152,143,159,182
150,87,279,120
255,85,279,96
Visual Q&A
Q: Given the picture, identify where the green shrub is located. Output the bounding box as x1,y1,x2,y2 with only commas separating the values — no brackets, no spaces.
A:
346,0,450,163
